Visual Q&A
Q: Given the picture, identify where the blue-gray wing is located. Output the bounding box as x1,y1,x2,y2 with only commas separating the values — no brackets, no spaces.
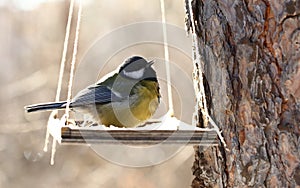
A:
70,85,123,107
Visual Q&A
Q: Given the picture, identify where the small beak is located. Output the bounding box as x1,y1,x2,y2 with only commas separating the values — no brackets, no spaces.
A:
148,60,155,67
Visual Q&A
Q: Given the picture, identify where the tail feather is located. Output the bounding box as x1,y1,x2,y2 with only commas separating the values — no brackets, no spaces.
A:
25,101,67,113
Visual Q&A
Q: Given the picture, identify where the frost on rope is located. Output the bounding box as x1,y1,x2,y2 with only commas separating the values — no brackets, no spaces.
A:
186,0,227,149
43,114,63,165
43,0,75,155
43,0,82,165
160,0,174,116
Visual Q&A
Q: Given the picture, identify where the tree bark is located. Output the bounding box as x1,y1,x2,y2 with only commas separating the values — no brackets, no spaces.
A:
187,0,300,187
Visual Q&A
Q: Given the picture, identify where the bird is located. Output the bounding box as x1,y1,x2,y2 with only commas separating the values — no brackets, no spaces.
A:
25,56,160,128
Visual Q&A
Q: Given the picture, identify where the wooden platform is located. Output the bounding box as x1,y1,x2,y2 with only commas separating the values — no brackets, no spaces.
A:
59,126,218,145
47,116,219,146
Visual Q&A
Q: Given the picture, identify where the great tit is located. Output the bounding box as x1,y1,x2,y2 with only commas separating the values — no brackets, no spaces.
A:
25,56,160,128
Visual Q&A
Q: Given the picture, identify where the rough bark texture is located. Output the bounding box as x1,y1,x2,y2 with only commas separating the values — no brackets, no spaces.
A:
187,0,300,187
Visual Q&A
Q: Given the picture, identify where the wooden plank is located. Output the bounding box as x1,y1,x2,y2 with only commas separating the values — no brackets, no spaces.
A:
60,127,219,145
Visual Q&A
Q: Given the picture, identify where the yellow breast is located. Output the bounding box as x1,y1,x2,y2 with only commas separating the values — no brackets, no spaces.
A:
96,81,160,128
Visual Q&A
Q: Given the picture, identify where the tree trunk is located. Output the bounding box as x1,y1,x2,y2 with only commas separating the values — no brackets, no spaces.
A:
187,0,300,187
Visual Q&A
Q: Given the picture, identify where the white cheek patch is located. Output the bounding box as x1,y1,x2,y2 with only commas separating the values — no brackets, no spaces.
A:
123,68,145,79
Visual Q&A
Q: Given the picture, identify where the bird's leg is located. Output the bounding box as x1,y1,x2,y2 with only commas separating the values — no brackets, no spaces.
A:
80,114,94,127
138,119,161,127
66,119,76,126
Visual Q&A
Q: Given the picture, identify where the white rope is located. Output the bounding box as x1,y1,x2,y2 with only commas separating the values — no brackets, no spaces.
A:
160,0,174,116
65,0,82,118
51,0,82,165
55,0,75,103
50,136,57,165
187,0,228,149
44,0,83,165
43,0,75,153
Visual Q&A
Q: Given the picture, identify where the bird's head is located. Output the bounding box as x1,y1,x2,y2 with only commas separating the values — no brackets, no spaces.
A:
119,56,157,81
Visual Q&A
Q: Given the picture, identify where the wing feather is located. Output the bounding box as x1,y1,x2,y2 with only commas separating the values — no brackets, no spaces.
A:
70,85,123,107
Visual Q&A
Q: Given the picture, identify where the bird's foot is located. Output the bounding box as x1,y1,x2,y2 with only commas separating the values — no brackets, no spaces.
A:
138,119,161,127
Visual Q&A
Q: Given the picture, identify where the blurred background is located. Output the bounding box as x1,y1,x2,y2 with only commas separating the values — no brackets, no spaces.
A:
0,0,196,187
